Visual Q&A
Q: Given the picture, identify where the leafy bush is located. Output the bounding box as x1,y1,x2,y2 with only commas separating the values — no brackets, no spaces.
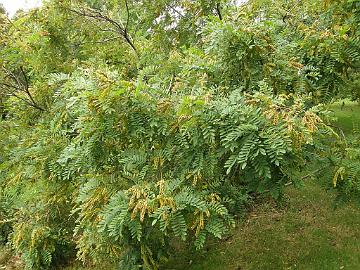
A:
332,135,360,204
1,67,330,268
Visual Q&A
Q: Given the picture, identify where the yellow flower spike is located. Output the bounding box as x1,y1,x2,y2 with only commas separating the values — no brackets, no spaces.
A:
156,179,166,195
140,200,148,222
199,212,204,230
333,167,345,188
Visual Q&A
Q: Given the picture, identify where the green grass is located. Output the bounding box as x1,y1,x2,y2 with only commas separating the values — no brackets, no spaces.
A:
164,180,360,270
328,99,360,133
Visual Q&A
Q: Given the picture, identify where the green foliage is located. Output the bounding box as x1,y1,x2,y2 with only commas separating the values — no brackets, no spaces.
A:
0,66,327,268
0,0,358,269
331,135,360,204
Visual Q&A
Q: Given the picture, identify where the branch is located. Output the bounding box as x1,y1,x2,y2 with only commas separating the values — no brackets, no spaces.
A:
123,33,137,53
20,68,44,111
166,4,185,18
1,67,45,111
216,3,222,21
68,6,138,54
261,166,329,195
3,68,22,87
19,66,29,89
124,0,130,34
9,91,44,111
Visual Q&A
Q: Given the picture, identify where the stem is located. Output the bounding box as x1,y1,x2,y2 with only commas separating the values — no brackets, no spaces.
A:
216,3,222,21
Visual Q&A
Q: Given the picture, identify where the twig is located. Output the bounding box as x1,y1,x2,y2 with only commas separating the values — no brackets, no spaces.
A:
285,167,326,186
1,67,45,111
124,0,130,34
262,166,329,194
166,4,185,18
68,6,138,54
19,66,44,111
10,92,45,111
216,3,222,21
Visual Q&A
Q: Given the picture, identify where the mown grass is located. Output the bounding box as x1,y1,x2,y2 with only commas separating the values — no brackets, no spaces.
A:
165,180,360,270
328,99,360,133
2,102,360,270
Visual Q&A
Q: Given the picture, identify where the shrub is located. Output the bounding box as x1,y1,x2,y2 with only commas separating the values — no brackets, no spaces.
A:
1,67,330,268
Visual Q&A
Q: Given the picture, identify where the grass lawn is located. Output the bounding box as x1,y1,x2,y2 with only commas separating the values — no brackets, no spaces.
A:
1,102,360,270
328,99,360,134
165,180,360,270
